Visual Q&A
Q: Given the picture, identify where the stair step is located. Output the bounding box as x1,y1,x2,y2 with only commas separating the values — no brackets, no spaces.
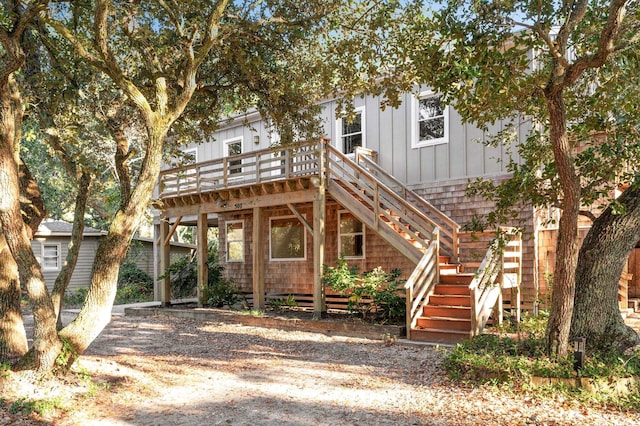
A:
428,294,471,307
422,305,471,319
416,316,472,332
439,274,474,285
410,328,470,345
438,255,451,264
439,264,460,275
434,283,471,296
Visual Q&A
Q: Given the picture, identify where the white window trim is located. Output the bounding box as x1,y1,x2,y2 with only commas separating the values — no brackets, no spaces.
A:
223,136,244,178
269,215,307,261
225,220,244,262
338,210,365,259
336,106,366,156
41,242,61,271
411,91,449,148
182,147,198,164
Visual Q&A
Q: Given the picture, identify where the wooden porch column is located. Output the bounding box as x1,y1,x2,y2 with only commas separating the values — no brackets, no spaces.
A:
197,213,208,307
313,187,327,318
159,219,171,307
253,207,265,310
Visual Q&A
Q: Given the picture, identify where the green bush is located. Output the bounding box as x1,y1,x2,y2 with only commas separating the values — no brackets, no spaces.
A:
323,257,405,324
442,311,640,410
63,287,88,307
162,241,239,306
115,262,154,304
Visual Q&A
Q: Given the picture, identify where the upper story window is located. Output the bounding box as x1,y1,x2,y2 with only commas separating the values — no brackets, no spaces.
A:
338,211,365,259
412,92,449,148
270,216,306,261
224,137,243,175
226,220,244,262
182,147,197,165
41,243,61,271
336,107,365,155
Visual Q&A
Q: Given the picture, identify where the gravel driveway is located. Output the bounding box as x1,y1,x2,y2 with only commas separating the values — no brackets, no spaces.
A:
4,311,640,425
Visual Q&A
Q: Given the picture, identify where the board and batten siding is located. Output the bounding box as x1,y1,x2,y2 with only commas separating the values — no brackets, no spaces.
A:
181,91,525,190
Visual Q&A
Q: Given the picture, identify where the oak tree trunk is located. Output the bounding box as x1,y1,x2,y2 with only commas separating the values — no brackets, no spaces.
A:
570,184,640,353
0,80,61,371
0,232,28,361
59,127,167,356
51,172,91,330
544,93,581,358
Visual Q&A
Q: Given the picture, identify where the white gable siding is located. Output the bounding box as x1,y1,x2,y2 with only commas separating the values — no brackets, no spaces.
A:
185,92,527,188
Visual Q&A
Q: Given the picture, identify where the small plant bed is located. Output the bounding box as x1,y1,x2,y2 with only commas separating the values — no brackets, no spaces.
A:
443,311,640,411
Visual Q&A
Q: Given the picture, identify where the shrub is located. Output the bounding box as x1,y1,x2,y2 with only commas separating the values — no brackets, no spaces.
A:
115,262,154,304
323,257,405,324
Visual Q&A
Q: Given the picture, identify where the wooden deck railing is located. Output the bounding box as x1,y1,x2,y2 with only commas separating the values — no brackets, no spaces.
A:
355,149,460,259
159,141,321,198
404,229,440,340
325,144,441,257
469,227,522,336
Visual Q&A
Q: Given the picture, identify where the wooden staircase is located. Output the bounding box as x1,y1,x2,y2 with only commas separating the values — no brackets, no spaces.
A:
410,257,475,344
323,143,521,344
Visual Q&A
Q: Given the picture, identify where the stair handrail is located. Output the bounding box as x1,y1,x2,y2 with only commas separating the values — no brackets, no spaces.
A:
355,149,460,259
325,144,441,251
469,227,522,336
404,229,440,340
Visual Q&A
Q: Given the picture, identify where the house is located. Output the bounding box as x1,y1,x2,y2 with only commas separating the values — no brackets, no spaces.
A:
33,220,194,296
152,90,633,343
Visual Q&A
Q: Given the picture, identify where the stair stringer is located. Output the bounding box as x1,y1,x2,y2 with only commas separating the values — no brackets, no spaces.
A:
327,178,424,265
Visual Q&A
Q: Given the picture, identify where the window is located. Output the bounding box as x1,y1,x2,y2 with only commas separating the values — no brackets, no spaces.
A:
226,221,244,262
182,147,198,165
42,243,61,271
339,211,365,259
270,216,306,260
224,137,243,176
336,107,365,155
412,92,449,147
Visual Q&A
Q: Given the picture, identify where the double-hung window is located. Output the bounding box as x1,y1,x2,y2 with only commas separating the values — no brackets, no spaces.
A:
42,243,61,271
224,137,243,176
412,92,449,148
337,107,365,155
226,221,244,262
338,211,365,259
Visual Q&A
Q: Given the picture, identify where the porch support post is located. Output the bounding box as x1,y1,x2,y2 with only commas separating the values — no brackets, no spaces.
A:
253,207,265,310
197,213,208,307
160,218,171,307
313,144,327,318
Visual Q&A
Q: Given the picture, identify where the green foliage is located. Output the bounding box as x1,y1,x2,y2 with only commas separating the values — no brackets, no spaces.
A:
163,253,198,299
323,257,405,324
7,397,66,417
115,262,154,304
201,277,238,308
162,241,239,306
63,287,88,308
54,336,78,373
443,311,640,409
267,294,299,312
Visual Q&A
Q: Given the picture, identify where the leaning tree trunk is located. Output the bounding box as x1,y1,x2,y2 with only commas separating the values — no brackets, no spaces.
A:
51,172,91,329
571,184,640,353
0,69,60,371
0,159,47,361
0,233,28,361
59,126,167,357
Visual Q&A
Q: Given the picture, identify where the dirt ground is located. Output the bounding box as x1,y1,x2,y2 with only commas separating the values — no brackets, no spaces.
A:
2,310,640,425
